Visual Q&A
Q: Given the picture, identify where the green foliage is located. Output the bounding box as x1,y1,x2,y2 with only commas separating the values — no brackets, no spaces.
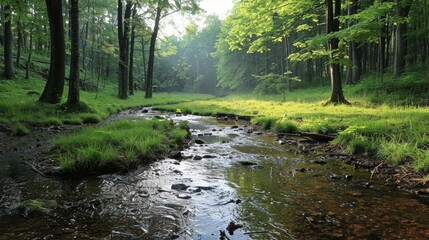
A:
0,78,213,126
347,136,375,156
252,117,277,130
12,123,30,136
16,199,57,216
52,119,189,173
273,119,299,133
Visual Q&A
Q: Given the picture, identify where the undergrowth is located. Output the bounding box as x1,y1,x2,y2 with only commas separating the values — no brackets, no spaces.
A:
52,119,189,173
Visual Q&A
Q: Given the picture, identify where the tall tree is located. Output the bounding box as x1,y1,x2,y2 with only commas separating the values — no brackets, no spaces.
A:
326,0,348,104
145,4,161,98
393,0,413,77
145,0,200,98
128,4,137,95
39,0,65,104
67,0,80,106
117,0,132,99
3,4,15,79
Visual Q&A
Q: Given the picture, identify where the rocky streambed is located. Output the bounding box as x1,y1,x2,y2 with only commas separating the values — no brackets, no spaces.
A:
1,108,429,239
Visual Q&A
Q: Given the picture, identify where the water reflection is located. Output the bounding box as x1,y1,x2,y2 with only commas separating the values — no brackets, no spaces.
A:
1,110,429,239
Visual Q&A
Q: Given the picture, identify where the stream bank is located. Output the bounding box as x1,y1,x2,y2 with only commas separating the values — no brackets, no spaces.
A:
1,108,429,239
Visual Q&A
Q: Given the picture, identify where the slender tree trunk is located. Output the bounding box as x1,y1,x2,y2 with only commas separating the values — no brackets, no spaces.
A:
39,0,65,104
145,6,162,99
326,0,348,104
393,0,413,77
117,0,132,99
67,0,80,106
128,5,137,95
25,22,34,79
306,59,313,83
16,20,23,68
3,4,15,79
81,21,89,71
141,36,147,90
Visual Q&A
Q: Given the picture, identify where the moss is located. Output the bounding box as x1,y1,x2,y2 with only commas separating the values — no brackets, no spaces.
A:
16,199,58,217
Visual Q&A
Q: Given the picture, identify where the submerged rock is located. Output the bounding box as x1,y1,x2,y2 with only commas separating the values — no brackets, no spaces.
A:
310,160,328,165
176,194,192,199
193,155,203,160
14,199,58,217
226,221,243,235
194,139,205,144
238,161,258,166
170,151,183,160
171,183,189,191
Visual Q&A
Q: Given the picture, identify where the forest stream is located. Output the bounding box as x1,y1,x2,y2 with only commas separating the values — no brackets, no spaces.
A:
1,108,429,239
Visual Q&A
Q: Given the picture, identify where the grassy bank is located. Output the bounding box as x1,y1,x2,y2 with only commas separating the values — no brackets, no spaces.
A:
0,78,213,131
154,73,429,173
52,119,189,173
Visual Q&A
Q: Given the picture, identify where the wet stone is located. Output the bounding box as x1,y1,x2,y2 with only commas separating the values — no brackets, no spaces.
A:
187,187,202,193
170,151,183,160
194,139,205,144
176,194,192,199
202,155,216,159
197,186,215,191
330,174,341,180
193,155,203,160
310,160,327,165
171,183,189,191
238,161,258,166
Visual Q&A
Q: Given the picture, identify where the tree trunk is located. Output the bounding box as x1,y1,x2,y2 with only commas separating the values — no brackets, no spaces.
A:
117,0,132,99
3,4,15,79
25,21,34,80
326,0,348,104
16,20,23,68
39,0,65,104
393,0,413,77
347,0,361,84
141,36,147,90
128,5,137,95
67,0,80,106
145,6,162,99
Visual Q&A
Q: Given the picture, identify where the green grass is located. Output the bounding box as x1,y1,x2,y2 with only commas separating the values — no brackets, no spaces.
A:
52,119,189,173
154,69,429,172
0,78,214,127
12,123,30,136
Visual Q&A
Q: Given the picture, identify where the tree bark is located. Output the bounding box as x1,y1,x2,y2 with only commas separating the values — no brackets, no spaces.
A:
141,36,147,90
16,20,23,68
25,21,34,80
39,0,65,104
128,5,137,95
3,4,15,79
117,0,132,99
326,0,348,104
393,0,413,77
67,0,80,106
145,6,162,99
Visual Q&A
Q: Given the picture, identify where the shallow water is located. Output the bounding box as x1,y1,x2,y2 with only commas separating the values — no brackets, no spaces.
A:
1,108,429,239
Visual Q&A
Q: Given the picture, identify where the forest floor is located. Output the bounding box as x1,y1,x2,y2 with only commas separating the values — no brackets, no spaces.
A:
1,74,429,197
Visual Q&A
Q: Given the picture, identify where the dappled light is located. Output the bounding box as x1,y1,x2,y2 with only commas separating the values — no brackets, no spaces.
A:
1,0,429,239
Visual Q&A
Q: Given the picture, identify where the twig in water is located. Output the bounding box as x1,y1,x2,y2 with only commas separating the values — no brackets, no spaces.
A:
370,163,383,179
